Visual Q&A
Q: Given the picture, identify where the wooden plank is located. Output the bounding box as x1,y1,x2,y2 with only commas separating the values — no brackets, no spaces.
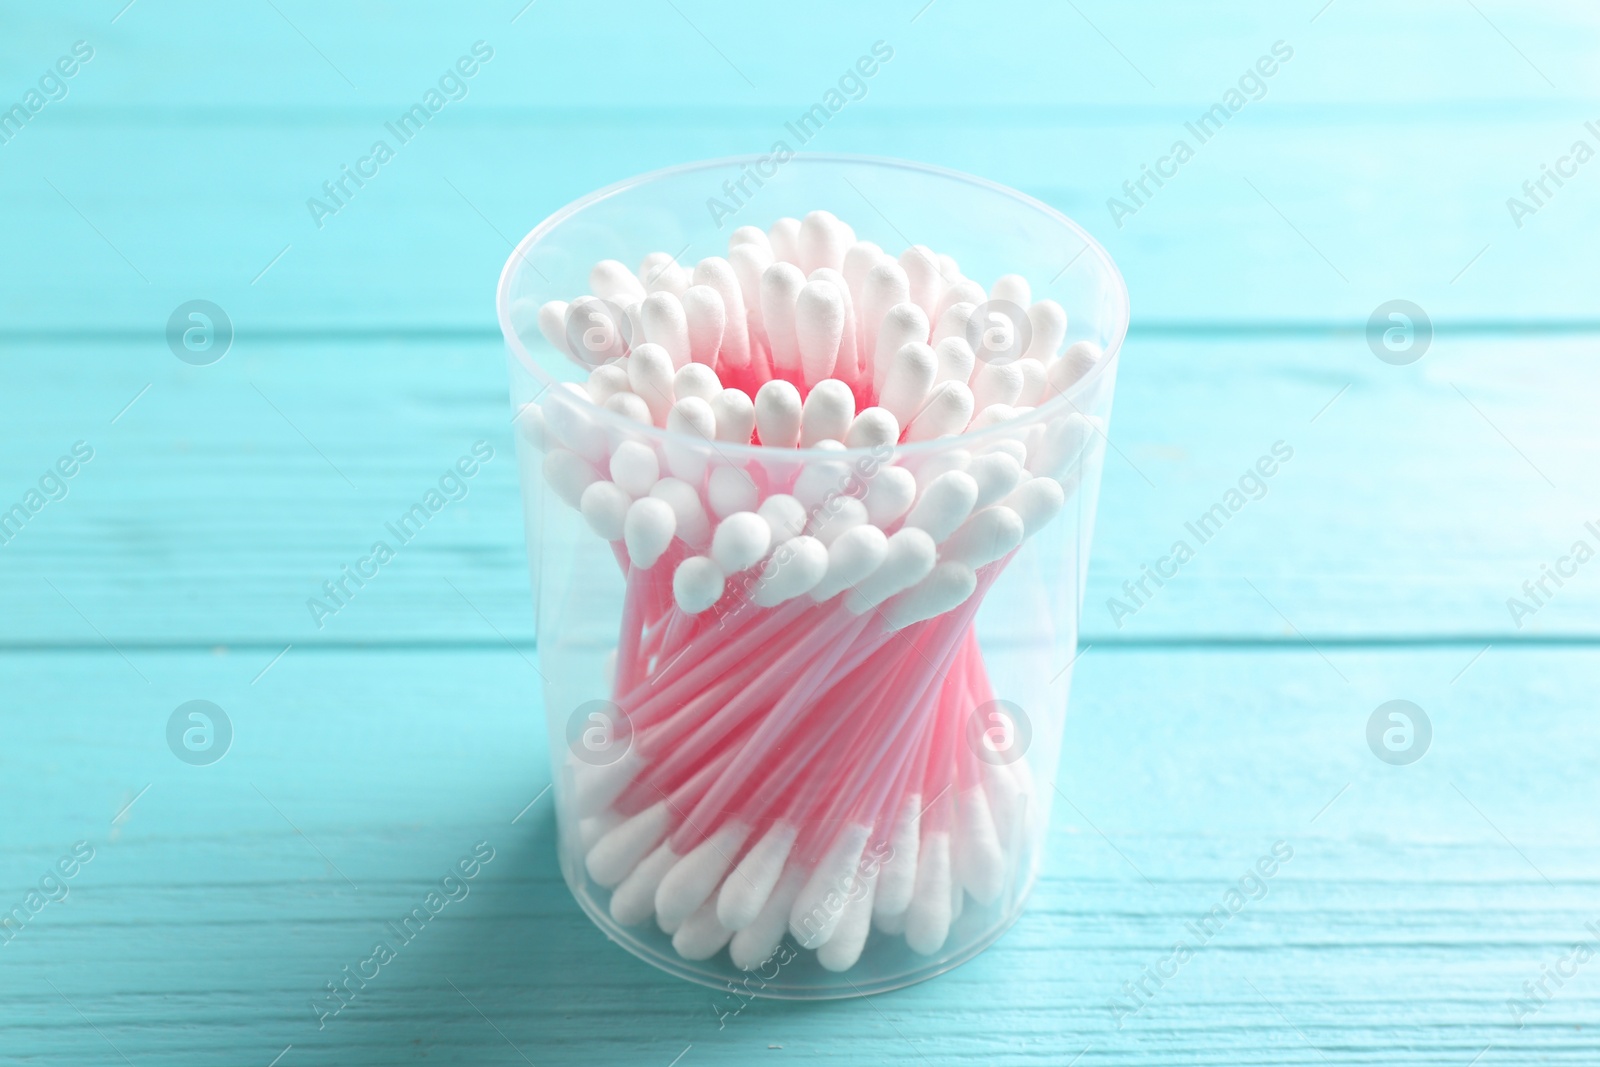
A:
4,110,1598,332
2,334,1596,646
10,0,1596,110
2,644,1594,1064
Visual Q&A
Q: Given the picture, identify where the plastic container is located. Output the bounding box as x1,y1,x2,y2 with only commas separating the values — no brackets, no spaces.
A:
497,155,1126,998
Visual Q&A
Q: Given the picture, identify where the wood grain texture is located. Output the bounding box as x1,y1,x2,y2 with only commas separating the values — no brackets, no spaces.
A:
3,646,1596,1065
2,334,1596,645
2,0,1598,1063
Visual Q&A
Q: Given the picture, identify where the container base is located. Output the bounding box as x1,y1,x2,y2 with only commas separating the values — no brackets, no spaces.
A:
563,855,1040,1000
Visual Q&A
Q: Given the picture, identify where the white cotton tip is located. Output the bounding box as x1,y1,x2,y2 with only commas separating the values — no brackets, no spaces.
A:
768,216,802,263
1003,476,1066,537
673,897,735,960
729,225,770,252
1024,299,1067,362
905,830,953,955
880,342,937,428
728,243,773,334
730,867,805,971
874,905,908,935
666,395,717,443
794,279,846,389
580,811,622,852
641,292,691,369
873,795,922,917
883,561,977,629
1015,358,1048,407
623,496,676,569
707,464,760,518
932,301,977,347
542,449,598,509
718,822,798,931
570,752,637,818
915,447,970,486
680,285,727,369
586,364,630,405
790,823,872,949
750,535,829,606
515,402,548,451
844,527,937,614
811,523,889,602
649,477,712,547
656,821,749,928
543,384,609,462
967,404,1018,433
657,910,682,936
905,381,975,442
809,496,868,546
753,379,803,448
934,278,986,322
711,387,756,445
951,882,965,922
953,786,1006,905
564,296,627,365
693,257,751,371
609,440,659,498
899,245,945,319
845,407,899,449
862,465,917,527
621,302,645,350
1048,340,1105,396
990,273,1032,308
798,209,851,274
817,876,876,973
1028,412,1100,478
537,300,571,356
861,263,914,365
756,494,808,541
968,451,1025,510
872,304,930,395
972,361,1024,411
626,342,677,425
580,480,631,541
986,438,1028,466
800,378,855,447
904,470,979,542
673,360,722,407
842,240,885,306
761,262,805,379
665,396,717,482
710,511,772,574
673,555,725,614
609,842,678,925
984,760,1027,855
790,452,849,512
932,337,976,386
639,251,689,296
604,391,653,427
586,802,670,888
590,259,647,305
941,506,1025,569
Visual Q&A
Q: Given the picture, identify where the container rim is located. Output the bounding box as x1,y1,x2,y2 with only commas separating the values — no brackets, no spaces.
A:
496,153,1129,460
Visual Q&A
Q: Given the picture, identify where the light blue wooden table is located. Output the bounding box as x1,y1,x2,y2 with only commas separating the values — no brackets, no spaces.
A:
4,2,1598,1063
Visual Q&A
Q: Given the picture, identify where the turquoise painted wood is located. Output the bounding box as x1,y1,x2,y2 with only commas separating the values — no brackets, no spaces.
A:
3,1,1598,1064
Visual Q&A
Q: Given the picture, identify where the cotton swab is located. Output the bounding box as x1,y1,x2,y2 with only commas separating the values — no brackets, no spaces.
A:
799,379,855,448
642,292,691,369
524,213,1111,979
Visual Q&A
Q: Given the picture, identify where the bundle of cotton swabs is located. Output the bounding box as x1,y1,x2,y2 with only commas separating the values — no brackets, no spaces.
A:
520,210,1104,974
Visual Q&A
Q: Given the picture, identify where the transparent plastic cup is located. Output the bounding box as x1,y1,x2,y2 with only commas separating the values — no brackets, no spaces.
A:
497,155,1127,999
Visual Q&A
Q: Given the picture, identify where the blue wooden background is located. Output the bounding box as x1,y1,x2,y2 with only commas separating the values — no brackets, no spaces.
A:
4,1,1599,1063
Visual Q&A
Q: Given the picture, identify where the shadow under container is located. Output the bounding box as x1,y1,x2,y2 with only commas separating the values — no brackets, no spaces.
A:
497,155,1127,999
